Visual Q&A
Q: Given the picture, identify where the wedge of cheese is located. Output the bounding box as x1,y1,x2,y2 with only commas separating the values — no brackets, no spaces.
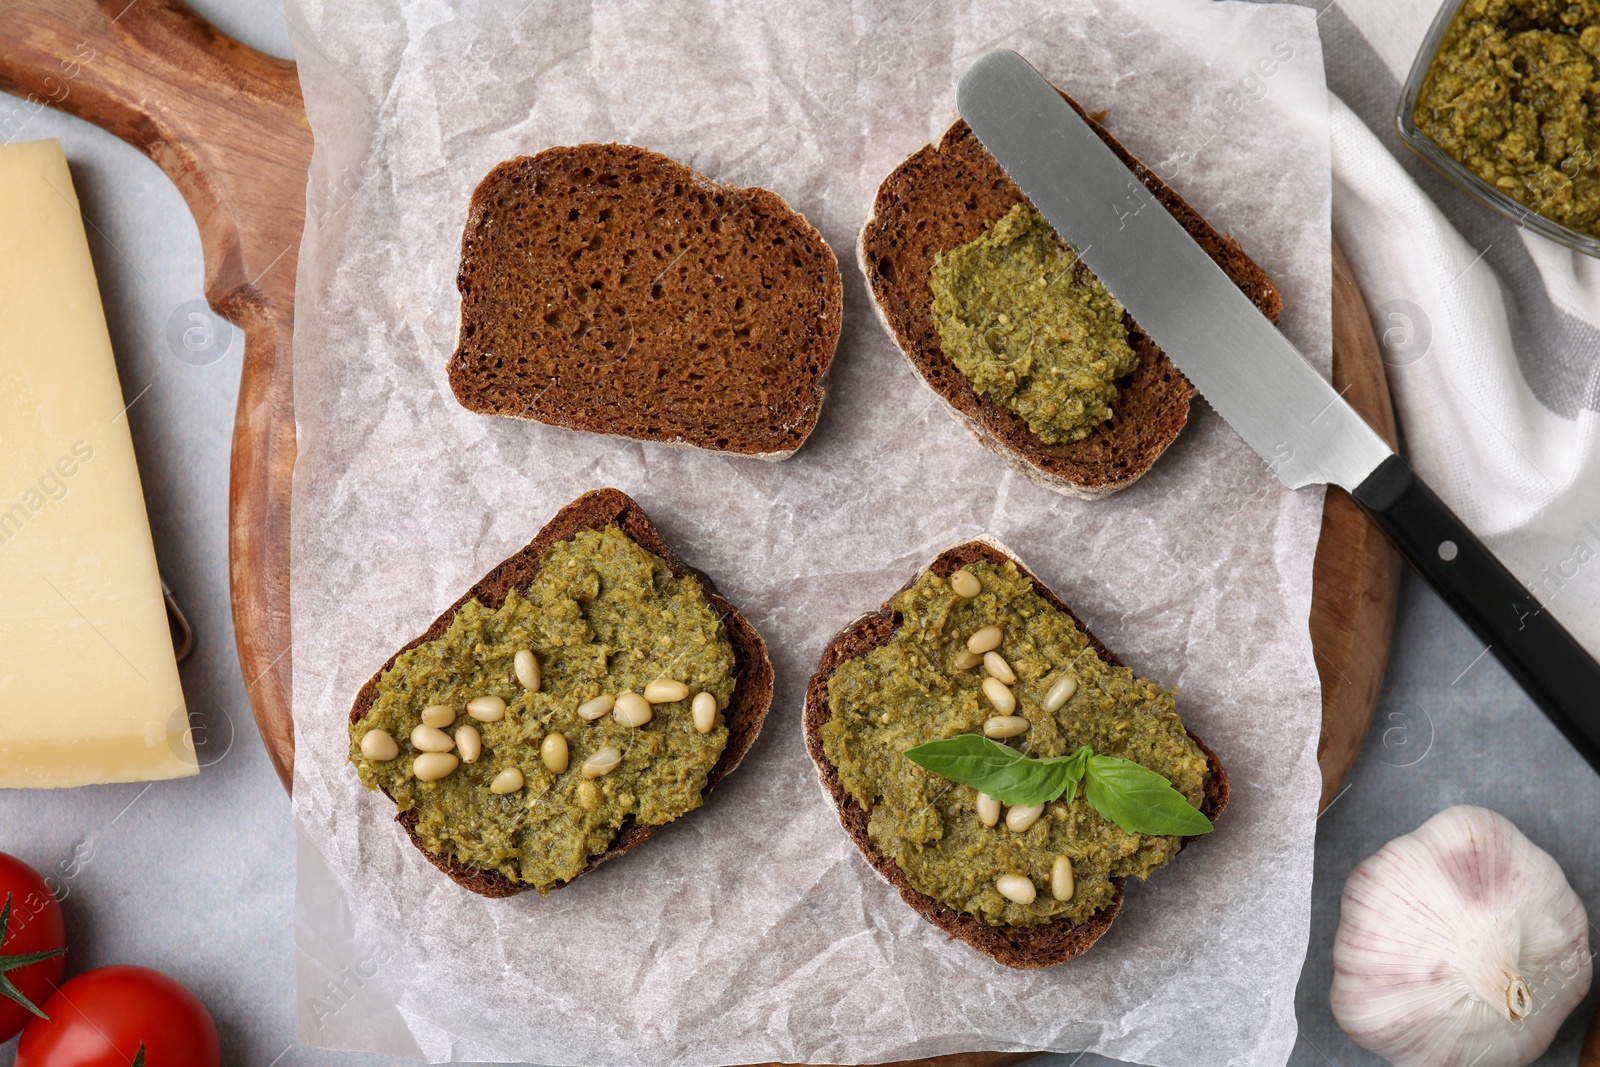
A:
0,139,196,787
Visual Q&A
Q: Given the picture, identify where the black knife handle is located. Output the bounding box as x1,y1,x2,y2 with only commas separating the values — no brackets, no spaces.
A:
1353,455,1600,771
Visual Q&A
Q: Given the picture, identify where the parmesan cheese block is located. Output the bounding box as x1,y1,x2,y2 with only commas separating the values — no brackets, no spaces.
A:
0,139,196,787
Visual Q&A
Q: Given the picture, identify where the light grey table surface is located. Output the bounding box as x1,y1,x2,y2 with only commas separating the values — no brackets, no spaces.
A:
0,3,1595,1065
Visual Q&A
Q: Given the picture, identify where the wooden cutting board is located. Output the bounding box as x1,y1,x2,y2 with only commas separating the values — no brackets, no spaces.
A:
0,2,1401,1062
0,0,302,785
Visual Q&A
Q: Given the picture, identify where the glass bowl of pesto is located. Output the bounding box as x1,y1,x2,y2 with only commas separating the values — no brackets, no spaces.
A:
1397,0,1600,258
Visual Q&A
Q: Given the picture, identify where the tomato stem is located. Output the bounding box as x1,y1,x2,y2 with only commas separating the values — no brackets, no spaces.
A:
0,891,64,1020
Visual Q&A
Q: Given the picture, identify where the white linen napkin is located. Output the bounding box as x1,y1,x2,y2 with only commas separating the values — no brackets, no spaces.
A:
1326,0,1600,656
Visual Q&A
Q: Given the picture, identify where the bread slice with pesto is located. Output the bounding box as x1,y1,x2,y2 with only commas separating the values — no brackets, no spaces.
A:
803,539,1228,968
348,488,774,898
858,92,1282,498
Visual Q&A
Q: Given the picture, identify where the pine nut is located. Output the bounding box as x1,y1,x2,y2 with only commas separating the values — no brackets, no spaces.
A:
976,792,1000,827
967,626,1003,654
996,873,1036,905
577,780,600,809
613,693,653,727
515,649,540,692
577,694,614,721
466,695,506,722
1006,803,1045,832
983,715,1029,739
954,649,984,670
983,651,1016,685
411,724,454,753
490,766,524,794
1052,856,1075,901
413,752,459,782
1043,673,1079,713
455,724,482,763
542,732,569,773
421,704,456,728
981,677,1016,715
950,569,982,598
643,678,689,703
359,729,399,762
581,746,621,778
692,692,717,733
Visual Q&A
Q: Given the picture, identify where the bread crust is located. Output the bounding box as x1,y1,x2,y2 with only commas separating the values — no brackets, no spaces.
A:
449,144,844,460
350,488,775,898
803,539,1229,967
858,93,1282,497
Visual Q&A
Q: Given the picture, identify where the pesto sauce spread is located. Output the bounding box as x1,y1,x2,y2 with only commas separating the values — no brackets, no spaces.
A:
350,526,735,893
820,560,1208,927
1416,0,1600,236
929,203,1138,444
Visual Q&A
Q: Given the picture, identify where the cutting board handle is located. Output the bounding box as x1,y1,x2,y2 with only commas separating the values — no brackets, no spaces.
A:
0,0,307,300
0,0,309,788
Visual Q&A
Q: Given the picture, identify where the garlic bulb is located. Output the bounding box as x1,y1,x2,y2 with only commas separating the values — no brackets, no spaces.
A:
1331,806,1591,1067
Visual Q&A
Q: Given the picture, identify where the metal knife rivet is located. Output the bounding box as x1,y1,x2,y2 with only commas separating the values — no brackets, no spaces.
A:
1438,540,1459,562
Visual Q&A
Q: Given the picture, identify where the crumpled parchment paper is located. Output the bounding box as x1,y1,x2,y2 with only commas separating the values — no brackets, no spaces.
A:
286,0,1332,1062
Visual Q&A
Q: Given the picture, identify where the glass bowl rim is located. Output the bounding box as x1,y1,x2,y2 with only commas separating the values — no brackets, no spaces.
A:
1393,0,1600,259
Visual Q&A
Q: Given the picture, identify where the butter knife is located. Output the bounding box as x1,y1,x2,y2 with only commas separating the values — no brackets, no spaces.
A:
957,48,1600,773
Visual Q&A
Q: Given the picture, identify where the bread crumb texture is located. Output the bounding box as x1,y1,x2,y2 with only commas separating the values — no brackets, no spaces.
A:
450,144,843,456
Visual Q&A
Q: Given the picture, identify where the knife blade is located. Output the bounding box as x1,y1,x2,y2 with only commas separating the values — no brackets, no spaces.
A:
957,48,1600,774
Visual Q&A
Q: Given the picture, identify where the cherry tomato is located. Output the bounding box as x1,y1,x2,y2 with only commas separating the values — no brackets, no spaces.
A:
17,965,220,1067
0,851,66,1041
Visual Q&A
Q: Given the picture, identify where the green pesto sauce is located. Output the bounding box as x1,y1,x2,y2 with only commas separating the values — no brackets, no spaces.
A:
1415,0,1600,236
350,526,735,893
929,203,1137,444
820,560,1208,927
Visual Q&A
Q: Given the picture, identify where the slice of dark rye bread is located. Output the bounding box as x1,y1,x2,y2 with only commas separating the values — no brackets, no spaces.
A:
859,92,1282,498
349,488,775,898
803,539,1229,968
448,143,845,460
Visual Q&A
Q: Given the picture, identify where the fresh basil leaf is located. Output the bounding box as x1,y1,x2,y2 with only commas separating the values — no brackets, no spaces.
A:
903,735,1073,806
1057,744,1092,805
1083,754,1212,836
